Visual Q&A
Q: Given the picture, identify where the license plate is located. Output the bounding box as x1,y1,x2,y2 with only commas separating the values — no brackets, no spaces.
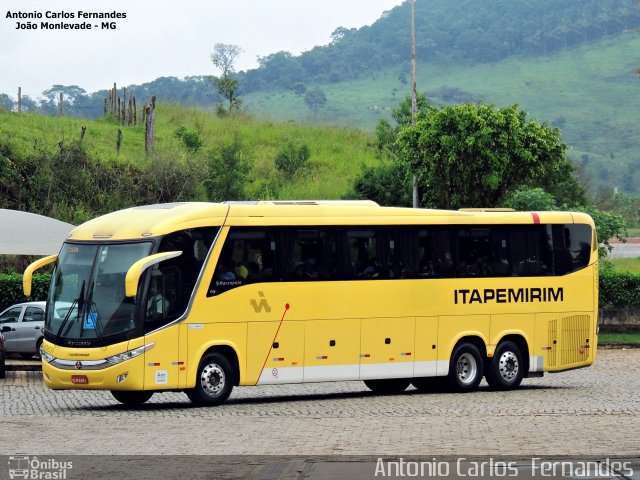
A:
71,375,89,384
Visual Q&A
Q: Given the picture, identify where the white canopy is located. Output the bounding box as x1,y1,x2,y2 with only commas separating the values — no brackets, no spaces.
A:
0,209,74,255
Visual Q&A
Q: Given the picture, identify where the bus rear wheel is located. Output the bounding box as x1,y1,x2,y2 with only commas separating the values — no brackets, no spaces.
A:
186,352,235,406
364,378,410,394
111,390,154,406
447,343,484,393
485,341,524,390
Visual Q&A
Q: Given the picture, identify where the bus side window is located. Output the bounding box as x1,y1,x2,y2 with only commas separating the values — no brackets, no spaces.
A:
154,227,217,320
207,228,278,296
455,227,506,277
281,228,338,281
552,224,592,275
341,228,393,280
510,225,553,276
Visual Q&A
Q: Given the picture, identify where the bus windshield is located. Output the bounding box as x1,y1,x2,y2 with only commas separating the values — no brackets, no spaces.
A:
46,242,153,342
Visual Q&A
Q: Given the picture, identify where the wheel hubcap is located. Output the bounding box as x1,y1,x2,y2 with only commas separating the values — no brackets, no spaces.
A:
498,351,519,381
456,353,478,385
200,363,225,397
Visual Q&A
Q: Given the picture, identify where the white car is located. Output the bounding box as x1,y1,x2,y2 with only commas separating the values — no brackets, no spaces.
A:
0,301,46,359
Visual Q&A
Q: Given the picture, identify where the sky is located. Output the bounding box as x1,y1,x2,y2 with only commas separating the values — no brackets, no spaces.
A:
1,0,405,99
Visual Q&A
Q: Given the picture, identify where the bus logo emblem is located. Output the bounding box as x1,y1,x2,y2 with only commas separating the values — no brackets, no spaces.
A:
250,291,271,313
75,361,82,370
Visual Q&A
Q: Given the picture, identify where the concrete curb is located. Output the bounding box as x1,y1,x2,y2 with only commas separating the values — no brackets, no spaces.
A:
6,361,42,372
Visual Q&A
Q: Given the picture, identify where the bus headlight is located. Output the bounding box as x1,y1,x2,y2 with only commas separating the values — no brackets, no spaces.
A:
106,342,155,365
41,350,55,363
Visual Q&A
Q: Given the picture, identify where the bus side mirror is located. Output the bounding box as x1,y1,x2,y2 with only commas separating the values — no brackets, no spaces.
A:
23,255,58,297
124,251,182,298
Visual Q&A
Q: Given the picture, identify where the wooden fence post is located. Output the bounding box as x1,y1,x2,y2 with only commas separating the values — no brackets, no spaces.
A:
59,93,63,116
112,83,117,115
145,96,156,157
17,87,21,112
116,129,122,155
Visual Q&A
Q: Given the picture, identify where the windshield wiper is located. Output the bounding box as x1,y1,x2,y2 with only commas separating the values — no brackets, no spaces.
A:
56,281,85,338
79,280,104,339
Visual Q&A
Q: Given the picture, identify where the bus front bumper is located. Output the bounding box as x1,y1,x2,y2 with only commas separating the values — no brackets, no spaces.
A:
42,355,146,391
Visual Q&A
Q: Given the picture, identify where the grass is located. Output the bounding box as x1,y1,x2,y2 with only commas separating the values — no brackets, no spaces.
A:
599,332,640,345
0,104,381,201
626,227,640,238
608,257,640,273
244,33,640,192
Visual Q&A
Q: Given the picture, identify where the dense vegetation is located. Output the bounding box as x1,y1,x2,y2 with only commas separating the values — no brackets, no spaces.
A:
2,2,639,195
0,106,378,224
600,268,640,308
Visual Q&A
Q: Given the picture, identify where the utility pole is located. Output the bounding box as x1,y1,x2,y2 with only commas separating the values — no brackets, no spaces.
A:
410,0,419,208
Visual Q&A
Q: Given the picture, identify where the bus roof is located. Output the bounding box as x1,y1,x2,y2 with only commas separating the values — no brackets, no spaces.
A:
66,202,595,241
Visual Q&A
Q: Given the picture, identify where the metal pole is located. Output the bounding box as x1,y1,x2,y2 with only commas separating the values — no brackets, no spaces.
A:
410,0,419,208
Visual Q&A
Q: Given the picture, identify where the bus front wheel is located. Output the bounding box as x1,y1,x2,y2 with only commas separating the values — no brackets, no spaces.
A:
485,341,524,390
447,343,484,393
111,390,154,406
363,378,410,394
186,352,234,406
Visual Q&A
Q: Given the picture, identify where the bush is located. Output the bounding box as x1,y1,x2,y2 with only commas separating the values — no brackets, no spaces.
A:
175,126,203,153
274,140,310,178
599,268,640,309
0,273,50,311
503,187,556,211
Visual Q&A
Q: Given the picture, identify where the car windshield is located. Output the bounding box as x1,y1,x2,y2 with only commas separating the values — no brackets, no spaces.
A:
46,242,153,341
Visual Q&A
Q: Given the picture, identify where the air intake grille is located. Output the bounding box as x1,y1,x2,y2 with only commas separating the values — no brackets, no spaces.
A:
560,315,590,366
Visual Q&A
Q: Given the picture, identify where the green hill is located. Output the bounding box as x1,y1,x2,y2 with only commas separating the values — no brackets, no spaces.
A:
243,33,640,193
0,105,379,223
2,0,639,194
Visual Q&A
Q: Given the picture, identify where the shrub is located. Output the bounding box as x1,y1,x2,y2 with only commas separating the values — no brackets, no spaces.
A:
0,273,50,311
599,268,640,309
175,126,203,153
274,140,311,178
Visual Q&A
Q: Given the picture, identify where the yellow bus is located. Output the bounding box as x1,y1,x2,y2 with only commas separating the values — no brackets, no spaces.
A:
24,201,598,406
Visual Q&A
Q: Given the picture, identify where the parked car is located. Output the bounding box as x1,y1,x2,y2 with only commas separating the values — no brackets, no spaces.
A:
0,301,46,359
0,330,6,378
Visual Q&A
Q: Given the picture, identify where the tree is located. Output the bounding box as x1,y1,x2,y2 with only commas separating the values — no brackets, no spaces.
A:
274,140,311,178
397,103,577,209
209,43,243,114
206,135,251,201
375,93,429,155
0,94,14,111
304,87,327,121
350,161,412,207
503,187,557,211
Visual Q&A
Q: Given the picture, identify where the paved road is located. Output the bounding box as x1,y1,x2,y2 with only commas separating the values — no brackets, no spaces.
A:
0,349,639,458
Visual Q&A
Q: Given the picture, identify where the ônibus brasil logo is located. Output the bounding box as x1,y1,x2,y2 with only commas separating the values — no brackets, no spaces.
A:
7,456,72,480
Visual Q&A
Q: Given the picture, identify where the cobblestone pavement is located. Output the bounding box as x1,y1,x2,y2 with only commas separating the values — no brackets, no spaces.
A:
1,349,639,456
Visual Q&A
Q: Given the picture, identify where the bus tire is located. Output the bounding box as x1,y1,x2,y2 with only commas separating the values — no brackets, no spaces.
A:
485,341,524,390
0,350,5,379
447,343,484,393
111,390,154,406
35,338,44,360
411,377,445,393
363,378,410,394
186,352,234,406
